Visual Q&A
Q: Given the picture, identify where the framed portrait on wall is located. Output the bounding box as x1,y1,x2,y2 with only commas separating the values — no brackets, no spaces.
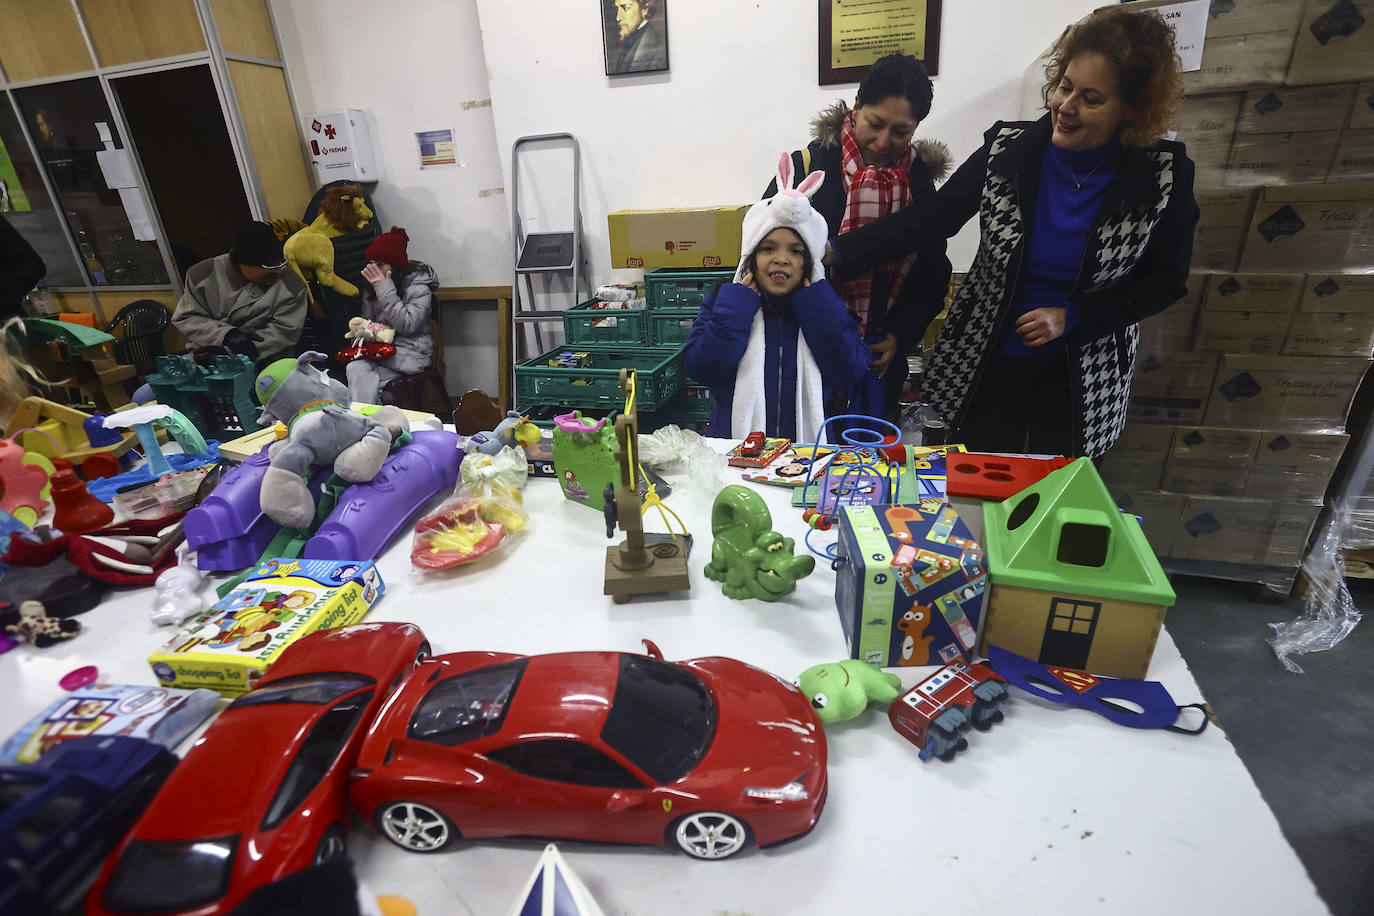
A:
819,0,942,85
602,0,669,76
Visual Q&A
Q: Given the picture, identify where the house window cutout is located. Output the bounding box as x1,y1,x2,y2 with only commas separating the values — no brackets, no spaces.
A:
1057,522,1109,567
1006,492,1039,530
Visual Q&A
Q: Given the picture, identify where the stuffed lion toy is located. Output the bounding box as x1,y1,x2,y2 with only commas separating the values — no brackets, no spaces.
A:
283,185,374,298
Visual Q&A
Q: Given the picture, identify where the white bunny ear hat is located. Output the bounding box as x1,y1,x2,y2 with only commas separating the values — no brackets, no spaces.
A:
730,153,830,444
734,153,829,285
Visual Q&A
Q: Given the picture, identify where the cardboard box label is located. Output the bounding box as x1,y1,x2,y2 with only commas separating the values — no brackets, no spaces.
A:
1198,0,1306,37
1183,30,1297,94
1170,426,1262,462
1203,273,1304,312
1288,0,1374,86
1162,459,1247,497
1227,130,1340,185
1110,423,1176,460
1240,184,1374,272
1194,225,1245,271
1131,351,1219,392
1194,309,1293,355
1196,187,1258,229
1254,429,1350,467
1301,273,1374,312
1243,467,1334,502
1283,311,1374,356
1330,129,1374,181
1239,83,1357,133
1204,355,1370,426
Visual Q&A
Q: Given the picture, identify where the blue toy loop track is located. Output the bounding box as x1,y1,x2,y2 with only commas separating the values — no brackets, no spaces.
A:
798,414,901,561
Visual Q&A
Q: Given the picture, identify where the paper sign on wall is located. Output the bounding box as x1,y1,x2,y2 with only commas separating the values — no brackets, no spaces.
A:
416,129,458,168
1155,0,1207,72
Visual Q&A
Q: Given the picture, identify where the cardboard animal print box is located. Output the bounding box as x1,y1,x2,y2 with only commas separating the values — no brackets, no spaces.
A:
148,558,385,696
834,501,986,668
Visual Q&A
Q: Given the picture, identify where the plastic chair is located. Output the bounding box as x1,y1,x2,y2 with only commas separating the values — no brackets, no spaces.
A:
106,300,170,376
383,365,451,415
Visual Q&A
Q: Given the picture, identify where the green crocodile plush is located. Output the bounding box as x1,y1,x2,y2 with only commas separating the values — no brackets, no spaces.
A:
703,485,815,601
799,660,903,725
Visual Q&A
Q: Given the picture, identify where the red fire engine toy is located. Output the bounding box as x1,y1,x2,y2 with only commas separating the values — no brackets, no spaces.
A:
889,662,1009,761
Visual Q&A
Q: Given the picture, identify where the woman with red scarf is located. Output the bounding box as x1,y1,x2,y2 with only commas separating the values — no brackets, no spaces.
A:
765,53,952,420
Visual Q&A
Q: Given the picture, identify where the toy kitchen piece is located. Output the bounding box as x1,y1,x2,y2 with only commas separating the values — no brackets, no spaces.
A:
603,370,689,603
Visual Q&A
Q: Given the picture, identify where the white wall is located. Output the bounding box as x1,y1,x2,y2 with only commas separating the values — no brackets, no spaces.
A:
271,0,1102,291
267,0,509,288
474,0,1102,283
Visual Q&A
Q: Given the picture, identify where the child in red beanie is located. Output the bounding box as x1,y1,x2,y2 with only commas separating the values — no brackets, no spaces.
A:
346,226,440,403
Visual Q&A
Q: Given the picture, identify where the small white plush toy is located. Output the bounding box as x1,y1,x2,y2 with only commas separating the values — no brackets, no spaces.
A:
151,561,207,626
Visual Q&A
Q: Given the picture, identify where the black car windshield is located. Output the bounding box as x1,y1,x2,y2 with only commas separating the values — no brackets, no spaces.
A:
0,772,43,815
228,675,373,709
408,659,527,746
101,836,238,913
600,655,716,785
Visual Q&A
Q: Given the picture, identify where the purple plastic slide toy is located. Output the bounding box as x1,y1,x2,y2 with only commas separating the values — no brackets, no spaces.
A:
184,430,460,570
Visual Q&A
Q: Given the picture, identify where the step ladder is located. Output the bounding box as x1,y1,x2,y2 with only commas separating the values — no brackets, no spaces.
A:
510,133,592,380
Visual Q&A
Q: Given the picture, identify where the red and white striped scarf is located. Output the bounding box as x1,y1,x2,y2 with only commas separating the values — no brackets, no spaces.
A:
838,112,917,336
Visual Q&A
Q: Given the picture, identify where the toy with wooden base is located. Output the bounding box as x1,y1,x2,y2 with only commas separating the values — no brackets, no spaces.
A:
602,369,690,604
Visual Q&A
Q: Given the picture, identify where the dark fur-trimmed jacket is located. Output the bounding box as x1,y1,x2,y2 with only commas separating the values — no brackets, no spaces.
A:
765,101,953,357
834,113,1198,457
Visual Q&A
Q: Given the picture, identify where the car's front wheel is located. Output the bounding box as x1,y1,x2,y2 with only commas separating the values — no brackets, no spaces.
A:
376,801,457,853
671,811,751,860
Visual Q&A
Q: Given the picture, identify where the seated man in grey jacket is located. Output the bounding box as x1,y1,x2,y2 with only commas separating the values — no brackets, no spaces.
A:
173,221,308,364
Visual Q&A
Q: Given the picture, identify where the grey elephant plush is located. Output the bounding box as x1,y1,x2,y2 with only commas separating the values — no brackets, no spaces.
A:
254,352,410,528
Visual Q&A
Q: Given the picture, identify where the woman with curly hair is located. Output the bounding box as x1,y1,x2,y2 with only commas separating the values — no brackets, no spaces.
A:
829,7,1198,458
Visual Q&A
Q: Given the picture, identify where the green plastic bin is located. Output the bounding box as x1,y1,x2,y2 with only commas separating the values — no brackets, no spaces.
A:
645,267,734,310
649,309,700,347
563,300,651,346
515,345,685,413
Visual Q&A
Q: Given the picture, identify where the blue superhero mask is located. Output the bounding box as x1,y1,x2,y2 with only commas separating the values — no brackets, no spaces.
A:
987,645,1207,734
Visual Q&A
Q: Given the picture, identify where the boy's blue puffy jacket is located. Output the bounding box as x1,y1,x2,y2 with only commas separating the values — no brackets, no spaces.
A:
682,280,871,440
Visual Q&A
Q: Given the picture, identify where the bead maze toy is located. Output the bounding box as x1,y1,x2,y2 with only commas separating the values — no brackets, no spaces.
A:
602,369,689,603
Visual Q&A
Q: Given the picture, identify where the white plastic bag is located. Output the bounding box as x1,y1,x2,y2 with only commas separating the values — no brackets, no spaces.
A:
411,446,529,571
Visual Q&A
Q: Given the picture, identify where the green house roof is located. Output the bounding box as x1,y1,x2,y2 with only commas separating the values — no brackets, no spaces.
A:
982,457,1175,607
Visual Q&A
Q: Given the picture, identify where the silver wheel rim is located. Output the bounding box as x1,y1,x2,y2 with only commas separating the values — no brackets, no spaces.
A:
675,812,746,860
315,831,346,863
380,802,450,851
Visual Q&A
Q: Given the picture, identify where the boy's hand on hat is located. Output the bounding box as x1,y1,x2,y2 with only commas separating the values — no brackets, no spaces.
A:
868,332,897,377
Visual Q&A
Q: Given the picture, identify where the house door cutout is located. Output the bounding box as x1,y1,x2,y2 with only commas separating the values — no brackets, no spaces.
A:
1038,598,1100,670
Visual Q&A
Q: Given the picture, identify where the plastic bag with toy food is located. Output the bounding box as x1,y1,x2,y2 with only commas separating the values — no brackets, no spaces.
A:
411,445,529,571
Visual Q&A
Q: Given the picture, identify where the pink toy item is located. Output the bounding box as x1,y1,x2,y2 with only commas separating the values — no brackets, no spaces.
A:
0,438,51,527
60,665,99,691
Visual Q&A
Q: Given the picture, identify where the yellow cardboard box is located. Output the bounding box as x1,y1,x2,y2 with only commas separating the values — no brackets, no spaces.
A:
149,559,385,696
608,205,748,269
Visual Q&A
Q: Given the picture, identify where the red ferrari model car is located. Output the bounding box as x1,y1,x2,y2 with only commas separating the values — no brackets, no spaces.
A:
348,640,827,861
86,622,429,916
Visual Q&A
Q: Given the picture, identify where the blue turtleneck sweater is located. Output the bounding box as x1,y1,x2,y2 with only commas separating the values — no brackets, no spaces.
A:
1000,138,1120,357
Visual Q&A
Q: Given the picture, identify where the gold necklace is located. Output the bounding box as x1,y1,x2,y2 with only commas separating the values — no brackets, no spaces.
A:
1061,159,1107,192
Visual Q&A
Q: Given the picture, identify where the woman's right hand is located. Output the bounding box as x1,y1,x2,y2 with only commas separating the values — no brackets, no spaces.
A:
361,263,387,286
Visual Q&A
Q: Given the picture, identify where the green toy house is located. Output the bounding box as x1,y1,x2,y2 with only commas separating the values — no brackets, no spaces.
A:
979,457,1175,680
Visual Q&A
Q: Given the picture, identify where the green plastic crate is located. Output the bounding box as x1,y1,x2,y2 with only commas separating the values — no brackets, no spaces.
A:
563,300,651,346
515,345,685,412
645,267,734,310
649,309,700,347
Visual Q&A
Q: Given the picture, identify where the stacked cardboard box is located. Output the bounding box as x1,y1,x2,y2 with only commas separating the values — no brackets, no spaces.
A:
1097,0,1374,590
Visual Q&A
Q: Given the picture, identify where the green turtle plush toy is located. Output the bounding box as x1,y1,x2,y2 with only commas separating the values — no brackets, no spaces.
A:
799,660,903,725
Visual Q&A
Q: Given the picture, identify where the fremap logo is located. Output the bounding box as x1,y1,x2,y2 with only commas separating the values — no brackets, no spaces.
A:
1256,205,1305,242
1310,0,1365,47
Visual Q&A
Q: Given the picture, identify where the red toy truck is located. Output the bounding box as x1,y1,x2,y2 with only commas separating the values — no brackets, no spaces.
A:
889,662,1008,761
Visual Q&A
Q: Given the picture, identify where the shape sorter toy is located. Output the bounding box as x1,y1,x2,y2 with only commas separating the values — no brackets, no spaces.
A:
148,558,384,696
979,458,1175,681
835,500,987,667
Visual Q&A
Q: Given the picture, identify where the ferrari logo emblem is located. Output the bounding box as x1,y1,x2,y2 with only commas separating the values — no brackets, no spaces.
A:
1048,667,1099,693
662,799,672,813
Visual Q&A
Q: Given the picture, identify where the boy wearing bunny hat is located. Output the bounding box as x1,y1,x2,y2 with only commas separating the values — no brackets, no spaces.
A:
683,155,870,442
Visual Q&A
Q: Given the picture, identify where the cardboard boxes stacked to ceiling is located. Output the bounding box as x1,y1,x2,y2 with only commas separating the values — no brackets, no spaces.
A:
1094,0,1374,587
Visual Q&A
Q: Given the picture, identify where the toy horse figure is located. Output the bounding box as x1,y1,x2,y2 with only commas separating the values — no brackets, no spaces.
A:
283,185,373,298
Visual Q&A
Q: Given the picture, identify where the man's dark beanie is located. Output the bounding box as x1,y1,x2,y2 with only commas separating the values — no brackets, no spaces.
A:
232,221,284,267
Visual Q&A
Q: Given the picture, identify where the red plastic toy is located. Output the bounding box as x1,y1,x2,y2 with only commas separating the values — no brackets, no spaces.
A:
888,661,1009,762
944,453,1072,502
86,622,429,916
349,639,828,860
49,468,115,533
